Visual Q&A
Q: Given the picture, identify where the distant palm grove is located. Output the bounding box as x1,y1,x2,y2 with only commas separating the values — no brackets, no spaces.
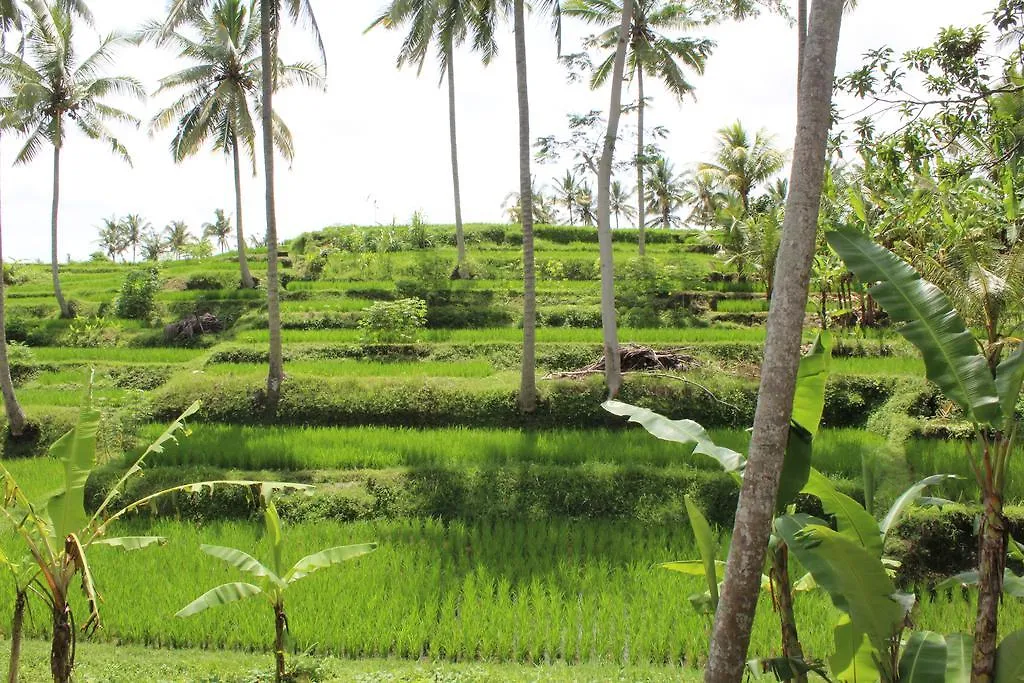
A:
1,1,1024,683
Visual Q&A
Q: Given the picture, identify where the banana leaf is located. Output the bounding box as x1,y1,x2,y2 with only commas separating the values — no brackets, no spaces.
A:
826,228,1002,426
898,631,947,683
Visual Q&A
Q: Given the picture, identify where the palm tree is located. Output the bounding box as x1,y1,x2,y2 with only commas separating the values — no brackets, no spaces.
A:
0,5,26,437
563,0,714,254
478,0,560,413
367,0,496,278
165,0,325,410
552,169,581,224
503,179,556,224
701,120,786,214
681,167,726,228
203,209,233,253
147,0,321,290
164,220,194,259
644,156,686,228
577,181,595,225
96,216,127,261
140,229,165,262
122,214,150,263
0,0,142,318
705,1,845,678
609,180,635,228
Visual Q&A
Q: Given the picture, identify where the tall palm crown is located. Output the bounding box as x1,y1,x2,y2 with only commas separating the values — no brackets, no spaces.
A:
644,156,685,228
147,0,318,167
701,120,785,213
0,0,142,318
0,1,142,165
203,208,233,252
368,0,496,74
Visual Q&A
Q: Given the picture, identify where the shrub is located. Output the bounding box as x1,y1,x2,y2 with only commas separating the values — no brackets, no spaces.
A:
115,268,161,320
63,316,118,348
358,298,427,344
184,272,236,290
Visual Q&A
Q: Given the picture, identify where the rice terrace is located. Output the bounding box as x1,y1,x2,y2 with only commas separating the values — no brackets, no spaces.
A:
0,0,1021,682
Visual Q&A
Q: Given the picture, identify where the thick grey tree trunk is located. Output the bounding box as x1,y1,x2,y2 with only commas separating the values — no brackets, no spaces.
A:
447,49,466,275
797,0,808,89
596,0,633,398
704,1,844,680
232,136,256,289
0,140,27,437
514,0,537,412
51,135,70,319
261,0,284,410
636,65,646,254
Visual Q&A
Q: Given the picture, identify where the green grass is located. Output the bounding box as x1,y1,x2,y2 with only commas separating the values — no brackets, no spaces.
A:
6,640,703,682
132,425,882,476
829,356,926,376
234,326,772,345
906,438,1024,504
0,516,1009,670
26,347,205,364
203,359,498,380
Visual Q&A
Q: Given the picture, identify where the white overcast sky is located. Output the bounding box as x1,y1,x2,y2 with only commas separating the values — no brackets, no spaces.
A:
2,0,990,261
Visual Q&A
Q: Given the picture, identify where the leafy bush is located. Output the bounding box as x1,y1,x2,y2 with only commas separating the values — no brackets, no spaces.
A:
63,316,118,348
358,298,427,344
6,341,37,385
115,268,161,320
185,272,236,290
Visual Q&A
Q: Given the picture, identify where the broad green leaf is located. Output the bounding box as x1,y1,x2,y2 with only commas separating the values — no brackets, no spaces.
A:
176,582,263,618
937,570,1024,598
287,543,378,583
777,422,813,511
660,560,726,580
93,536,166,551
996,343,1024,429
899,631,947,683
1004,167,1019,221
945,633,973,683
881,474,959,538
46,398,102,542
602,401,744,471
779,523,902,658
802,469,883,558
684,495,719,610
1010,536,1024,563
200,545,284,588
265,502,284,579
826,228,1002,426
830,613,881,683
996,630,1024,683
848,188,867,223
792,332,832,437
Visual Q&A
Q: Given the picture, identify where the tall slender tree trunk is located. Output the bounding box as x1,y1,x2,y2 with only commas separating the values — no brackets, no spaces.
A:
514,0,536,413
274,602,287,683
770,543,808,683
973,485,1007,683
51,602,73,683
261,0,284,410
0,141,27,437
7,590,26,683
636,65,646,254
704,2,844,681
51,136,70,319
596,0,632,399
797,0,808,89
232,136,256,289
447,49,466,276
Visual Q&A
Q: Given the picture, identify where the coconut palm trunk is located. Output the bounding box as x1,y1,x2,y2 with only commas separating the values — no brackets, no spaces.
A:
447,47,467,276
261,0,284,409
50,133,70,318
704,1,844,680
231,135,256,288
596,0,632,398
797,0,807,88
6,589,25,683
513,0,536,413
636,64,646,253
0,144,28,437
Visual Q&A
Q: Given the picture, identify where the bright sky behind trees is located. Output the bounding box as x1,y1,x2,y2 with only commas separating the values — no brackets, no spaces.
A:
2,0,985,261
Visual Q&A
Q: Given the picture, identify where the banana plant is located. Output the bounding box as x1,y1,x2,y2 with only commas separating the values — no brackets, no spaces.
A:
177,500,377,683
827,227,1024,681
605,333,833,680
777,472,1024,683
0,378,311,683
